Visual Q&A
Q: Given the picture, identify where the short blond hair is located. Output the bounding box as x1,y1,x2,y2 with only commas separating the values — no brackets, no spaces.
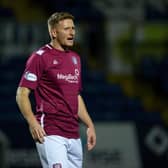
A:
47,12,75,30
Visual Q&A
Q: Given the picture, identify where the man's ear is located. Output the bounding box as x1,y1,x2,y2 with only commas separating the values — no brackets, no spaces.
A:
51,28,57,38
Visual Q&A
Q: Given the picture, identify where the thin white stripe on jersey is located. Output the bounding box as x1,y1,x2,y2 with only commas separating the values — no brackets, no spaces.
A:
40,113,45,128
46,44,52,49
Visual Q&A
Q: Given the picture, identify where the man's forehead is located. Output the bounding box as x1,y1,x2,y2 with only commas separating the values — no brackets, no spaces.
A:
57,19,74,27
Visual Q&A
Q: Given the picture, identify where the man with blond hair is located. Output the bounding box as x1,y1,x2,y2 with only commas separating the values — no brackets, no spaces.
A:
16,12,96,168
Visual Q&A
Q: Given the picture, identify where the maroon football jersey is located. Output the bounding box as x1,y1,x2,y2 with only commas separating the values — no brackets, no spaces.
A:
19,44,82,138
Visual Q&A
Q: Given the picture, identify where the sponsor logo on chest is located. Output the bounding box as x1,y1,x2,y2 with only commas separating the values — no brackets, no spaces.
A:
57,68,79,83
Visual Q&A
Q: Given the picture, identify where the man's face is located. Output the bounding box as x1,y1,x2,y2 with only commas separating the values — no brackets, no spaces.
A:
53,19,75,47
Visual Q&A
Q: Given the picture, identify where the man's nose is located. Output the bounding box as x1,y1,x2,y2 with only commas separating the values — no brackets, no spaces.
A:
70,29,75,35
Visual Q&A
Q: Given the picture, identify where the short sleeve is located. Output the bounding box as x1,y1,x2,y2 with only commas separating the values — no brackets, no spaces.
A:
19,53,44,90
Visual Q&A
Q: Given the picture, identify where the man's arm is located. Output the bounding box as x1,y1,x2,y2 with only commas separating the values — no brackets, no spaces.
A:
78,95,96,150
16,87,46,143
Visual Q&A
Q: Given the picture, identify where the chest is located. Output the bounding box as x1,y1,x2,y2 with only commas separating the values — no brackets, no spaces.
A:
44,54,80,85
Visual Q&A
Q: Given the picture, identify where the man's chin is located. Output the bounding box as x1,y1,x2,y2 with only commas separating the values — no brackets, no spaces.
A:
66,43,74,47
62,44,73,50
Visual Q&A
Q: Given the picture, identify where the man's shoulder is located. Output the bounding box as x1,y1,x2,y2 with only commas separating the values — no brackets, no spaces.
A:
33,44,52,57
68,50,80,58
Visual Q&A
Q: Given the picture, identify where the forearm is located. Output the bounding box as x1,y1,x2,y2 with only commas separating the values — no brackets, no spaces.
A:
78,95,96,150
16,87,37,125
78,95,94,128
16,87,46,143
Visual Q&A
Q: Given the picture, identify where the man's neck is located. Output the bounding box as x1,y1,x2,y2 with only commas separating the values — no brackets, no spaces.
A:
50,41,66,51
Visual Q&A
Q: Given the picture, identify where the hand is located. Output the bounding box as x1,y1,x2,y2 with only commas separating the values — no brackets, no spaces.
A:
86,127,96,151
29,120,46,143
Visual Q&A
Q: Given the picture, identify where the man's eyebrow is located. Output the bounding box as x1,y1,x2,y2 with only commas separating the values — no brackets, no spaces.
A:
64,25,75,29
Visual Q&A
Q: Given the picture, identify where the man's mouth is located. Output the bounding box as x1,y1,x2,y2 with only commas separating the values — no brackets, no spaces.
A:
67,37,74,41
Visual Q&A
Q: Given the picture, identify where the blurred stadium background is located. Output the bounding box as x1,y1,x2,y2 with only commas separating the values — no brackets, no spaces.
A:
0,0,168,167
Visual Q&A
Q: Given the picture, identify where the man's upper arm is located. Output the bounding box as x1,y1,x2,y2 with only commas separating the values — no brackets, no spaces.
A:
16,87,31,98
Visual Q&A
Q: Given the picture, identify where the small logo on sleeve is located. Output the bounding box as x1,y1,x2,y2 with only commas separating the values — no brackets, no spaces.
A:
24,71,37,81
36,49,44,55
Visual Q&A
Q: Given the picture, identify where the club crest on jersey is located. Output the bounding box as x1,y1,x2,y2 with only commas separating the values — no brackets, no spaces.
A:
72,56,77,65
53,163,62,168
